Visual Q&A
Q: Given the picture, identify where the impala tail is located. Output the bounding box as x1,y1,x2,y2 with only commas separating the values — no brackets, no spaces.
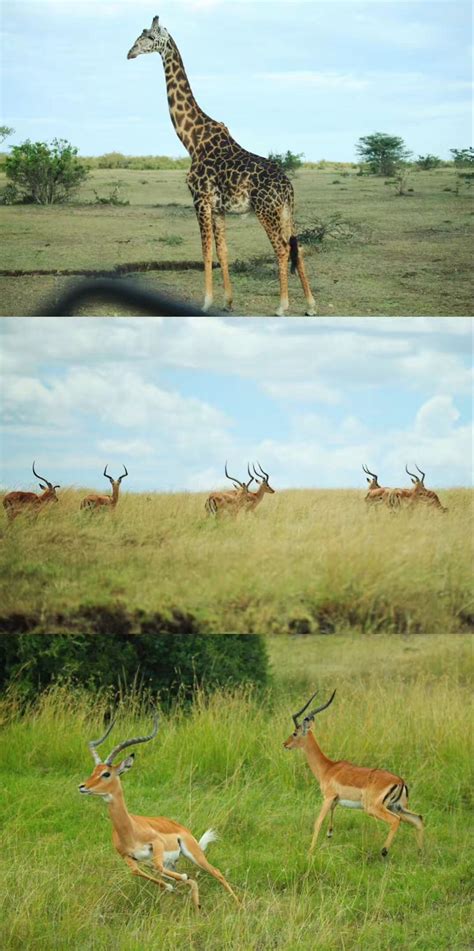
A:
198,828,218,851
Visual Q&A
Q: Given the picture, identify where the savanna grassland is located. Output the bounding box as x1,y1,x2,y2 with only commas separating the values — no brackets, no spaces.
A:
0,165,472,317
0,635,472,950
0,488,471,635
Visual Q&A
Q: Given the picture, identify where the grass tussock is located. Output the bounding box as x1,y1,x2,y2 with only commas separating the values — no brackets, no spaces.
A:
0,635,472,950
0,488,471,634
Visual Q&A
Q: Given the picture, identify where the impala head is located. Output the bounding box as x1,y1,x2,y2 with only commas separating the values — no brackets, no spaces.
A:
127,15,171,60
103,464,128,490
32,461,60,500
225,461,254,493
405,463,426,487
78,710,159,801
362,464,380,489
250,462,275,494
283,689,336,749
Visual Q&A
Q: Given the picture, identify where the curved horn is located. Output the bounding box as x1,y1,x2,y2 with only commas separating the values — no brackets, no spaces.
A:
105,709,159,765
292,689,319,728
32,461,52,489
246,464,256,489
225,461,242,488
405,464,418,481
362,464,377,479
255,461,269,482
88,713,117,764
415,464,426,484
304,689,337,722
118,464,128,483
251,463,262,484
103,464,114,485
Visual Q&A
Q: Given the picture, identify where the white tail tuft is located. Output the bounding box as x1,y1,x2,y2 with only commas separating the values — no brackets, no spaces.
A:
198,828,218,851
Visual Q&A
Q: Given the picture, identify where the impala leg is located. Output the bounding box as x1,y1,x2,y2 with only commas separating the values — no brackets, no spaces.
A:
151,842,200,910
123,856,174,892
178,836,240,905
309,796,338,854
195,200,214,312
397,807,424,849
212,212,233,311
327,800,337,838
365,802,401,856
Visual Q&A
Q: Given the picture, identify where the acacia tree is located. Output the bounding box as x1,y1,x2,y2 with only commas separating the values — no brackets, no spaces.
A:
356,133,412,176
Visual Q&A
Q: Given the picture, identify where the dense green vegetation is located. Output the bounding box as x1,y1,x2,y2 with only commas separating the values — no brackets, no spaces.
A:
0,166,471,316
0,634,471,950
0,489,471,636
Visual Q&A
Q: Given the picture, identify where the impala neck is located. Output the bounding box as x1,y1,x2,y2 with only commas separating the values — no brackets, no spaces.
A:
107,783,135,842
111,483,120,506
303,731,333,784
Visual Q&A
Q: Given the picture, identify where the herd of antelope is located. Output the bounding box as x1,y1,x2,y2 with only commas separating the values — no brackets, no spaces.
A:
363,464,448,512
79,691,423,911
2,460,447,522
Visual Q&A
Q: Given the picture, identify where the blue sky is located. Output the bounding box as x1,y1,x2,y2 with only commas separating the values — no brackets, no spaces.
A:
1,317,472,492
2,0,472,160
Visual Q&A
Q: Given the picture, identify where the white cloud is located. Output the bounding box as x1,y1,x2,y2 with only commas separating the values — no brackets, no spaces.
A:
258,71,370,91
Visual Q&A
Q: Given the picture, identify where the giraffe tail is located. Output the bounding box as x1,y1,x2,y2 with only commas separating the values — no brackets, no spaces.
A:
289,235,299,274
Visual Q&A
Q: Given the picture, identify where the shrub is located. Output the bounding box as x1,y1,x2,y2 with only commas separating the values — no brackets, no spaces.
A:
5,138,88,204
416,154,442,170
450,147,474,167
356,132,412,176
268,150,304,176
0,624,269,701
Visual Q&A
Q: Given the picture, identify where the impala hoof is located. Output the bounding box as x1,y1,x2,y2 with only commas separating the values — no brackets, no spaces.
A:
381,847,388,857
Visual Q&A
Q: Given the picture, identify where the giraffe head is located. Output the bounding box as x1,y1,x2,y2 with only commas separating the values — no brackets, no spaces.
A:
127,16,171,60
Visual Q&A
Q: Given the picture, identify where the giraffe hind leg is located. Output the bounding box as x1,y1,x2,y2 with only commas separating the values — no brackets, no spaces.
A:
212,212,233,311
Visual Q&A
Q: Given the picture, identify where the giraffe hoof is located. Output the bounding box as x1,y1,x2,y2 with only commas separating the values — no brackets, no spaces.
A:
275,308,289,317
305,309,317,317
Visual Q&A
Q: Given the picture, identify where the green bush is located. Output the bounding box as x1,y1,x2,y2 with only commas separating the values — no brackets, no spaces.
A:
416,154,442,170
268,150,304,176
0,623,268,700
5,138,88,204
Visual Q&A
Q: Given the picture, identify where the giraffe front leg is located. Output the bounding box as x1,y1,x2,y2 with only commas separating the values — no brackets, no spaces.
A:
212,213,233,311
195,201,214,313
294,246,317,316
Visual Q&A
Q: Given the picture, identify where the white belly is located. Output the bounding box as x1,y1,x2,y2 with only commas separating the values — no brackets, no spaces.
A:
164,849,180,868
132,844,153,860
338,799,363,809
131,846,180,866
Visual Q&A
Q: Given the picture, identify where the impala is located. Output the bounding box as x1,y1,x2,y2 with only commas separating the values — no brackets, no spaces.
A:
80,465,128,511
241,463,275,512
284,690,424,857
205,462,254,517
384,465,446,512
3,461,60,521
362,464,388,508
78,711,240,911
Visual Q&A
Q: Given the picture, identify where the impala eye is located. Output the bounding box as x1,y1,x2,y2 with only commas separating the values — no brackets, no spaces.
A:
101,771,111,779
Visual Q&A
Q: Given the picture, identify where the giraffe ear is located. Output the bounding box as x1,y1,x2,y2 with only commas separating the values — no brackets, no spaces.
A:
151,16,160,30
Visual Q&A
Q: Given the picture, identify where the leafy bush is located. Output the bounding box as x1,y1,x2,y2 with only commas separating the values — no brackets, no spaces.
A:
0,623,269,701
91,183,129,206
5,138,88,204
297,214,355,245
450,147,474,167
416,154,442,170
268,150,304,176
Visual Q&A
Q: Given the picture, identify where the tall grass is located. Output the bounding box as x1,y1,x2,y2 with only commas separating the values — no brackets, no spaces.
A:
0,635,472,949
0,489,471,634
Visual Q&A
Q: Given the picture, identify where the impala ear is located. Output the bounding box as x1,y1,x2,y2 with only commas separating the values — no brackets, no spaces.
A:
366,478,370,484
117,753,135,775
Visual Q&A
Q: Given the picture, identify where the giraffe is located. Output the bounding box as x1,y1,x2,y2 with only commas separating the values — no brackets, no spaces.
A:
127,16,316,317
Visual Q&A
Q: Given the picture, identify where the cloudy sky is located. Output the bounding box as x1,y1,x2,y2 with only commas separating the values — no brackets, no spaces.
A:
2,0,471,161
0,317,472,492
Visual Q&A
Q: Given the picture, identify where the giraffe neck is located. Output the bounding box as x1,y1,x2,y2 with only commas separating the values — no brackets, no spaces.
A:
160,37,209,156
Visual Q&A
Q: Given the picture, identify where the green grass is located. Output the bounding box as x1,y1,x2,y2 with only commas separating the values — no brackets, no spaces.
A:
0,489,471,634
0,635,472,950
0,167,472,316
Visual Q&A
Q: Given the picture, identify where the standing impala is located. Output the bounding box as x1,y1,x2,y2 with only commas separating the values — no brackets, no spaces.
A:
3,461,60,521
402,464,447,511
241,463,275,513
362,465,388,508
284,690,424,857
80,465,128,511
205,462,254,517
78,712,240,911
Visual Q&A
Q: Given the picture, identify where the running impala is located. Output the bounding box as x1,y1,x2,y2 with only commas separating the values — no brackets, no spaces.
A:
3,461,60,521
284,690,424,857
80,465,128,511
78,711,240,911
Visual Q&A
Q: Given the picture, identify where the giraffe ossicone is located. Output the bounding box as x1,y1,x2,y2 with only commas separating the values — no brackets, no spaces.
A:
128,16,317,317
